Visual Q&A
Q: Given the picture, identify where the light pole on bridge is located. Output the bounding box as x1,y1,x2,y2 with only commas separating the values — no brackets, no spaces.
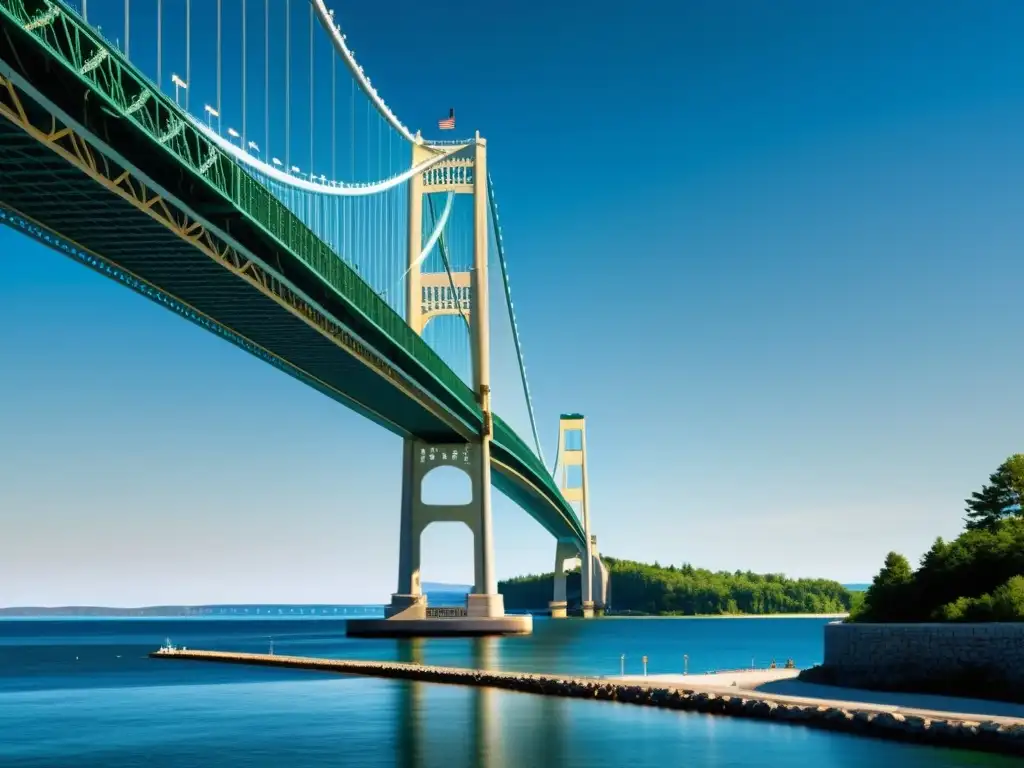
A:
204,105,220,133
170,74,186,106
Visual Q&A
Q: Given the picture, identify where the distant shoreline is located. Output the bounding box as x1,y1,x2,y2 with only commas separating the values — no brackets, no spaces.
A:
0,609,849,620
0,606,385,618
604,613,848,620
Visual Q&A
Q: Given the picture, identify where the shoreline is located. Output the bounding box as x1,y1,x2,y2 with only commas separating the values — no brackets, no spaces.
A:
150,649,1024,756
602,613,848,620
0,612,850,620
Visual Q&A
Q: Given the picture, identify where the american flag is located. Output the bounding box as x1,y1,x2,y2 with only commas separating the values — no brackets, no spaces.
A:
438,108,455,130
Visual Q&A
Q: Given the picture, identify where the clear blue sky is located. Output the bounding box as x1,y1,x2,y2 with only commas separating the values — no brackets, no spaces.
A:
2,0,1023,606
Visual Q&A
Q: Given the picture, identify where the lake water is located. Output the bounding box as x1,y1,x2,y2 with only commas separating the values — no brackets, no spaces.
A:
0,617,1014,766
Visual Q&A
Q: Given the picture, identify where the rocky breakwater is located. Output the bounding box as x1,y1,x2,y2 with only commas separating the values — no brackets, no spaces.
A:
151,649,1024,756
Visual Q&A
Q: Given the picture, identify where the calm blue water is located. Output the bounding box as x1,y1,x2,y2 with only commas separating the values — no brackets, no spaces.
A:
0,617,1012,766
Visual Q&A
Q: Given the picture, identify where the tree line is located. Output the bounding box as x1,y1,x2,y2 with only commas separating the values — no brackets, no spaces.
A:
500,557,856,615
852,453,1024,623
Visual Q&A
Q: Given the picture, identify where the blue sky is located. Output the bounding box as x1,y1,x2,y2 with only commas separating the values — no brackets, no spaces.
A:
2,0,1023,605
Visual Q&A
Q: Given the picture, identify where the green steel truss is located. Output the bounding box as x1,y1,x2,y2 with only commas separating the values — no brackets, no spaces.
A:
0,0,586,544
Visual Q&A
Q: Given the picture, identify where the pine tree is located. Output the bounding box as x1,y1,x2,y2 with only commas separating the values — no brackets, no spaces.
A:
919,536,947,570
964,454,1024,531
875,552,913,588
859,552,915,621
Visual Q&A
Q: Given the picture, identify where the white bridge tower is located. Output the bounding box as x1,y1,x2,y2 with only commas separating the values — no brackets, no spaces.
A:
549,414,609,618
387,133,505,621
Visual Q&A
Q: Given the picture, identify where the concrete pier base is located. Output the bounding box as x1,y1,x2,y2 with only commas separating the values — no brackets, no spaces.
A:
581,601,595,619
467,592,505,618
549,600,567,618
386,594,426,619
346,614,532,638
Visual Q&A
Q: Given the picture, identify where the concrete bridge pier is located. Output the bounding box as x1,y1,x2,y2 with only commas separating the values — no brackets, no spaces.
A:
386,437,505,620
549,539,610,618
347,434,526,635
591,540,610,615
549,414,609,618
549,539,578,618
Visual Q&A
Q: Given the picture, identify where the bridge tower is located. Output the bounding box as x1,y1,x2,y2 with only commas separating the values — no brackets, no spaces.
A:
387,132,506,621
549,414,609,618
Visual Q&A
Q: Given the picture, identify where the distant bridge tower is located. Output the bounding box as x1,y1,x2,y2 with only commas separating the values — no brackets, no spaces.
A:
549,414,608,618
388,132,505,621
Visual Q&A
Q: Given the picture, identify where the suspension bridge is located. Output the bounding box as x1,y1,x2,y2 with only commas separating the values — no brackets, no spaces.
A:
0,0,608,632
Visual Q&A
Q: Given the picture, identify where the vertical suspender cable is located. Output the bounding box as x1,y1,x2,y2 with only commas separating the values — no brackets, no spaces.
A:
124,0,129,58
331,47,336,255
309,2,314,174
308,3,314,231
285,0,291,169
376,118,381,289
264,0,269,159
349,78,354,256
156,0,162,89
185,0,191,111
350,80,355,179
217,0,222,122
242,0,246,146
82,0,87,23
365,99,370,278
386,127,390,290
331,57,336,179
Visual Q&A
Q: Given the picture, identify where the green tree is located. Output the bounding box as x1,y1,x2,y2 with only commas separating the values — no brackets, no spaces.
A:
877,552,913,585
498,557,855,615
990,574,1024,620
849,454,1024,624
858,552,915,622
934,575,1024,622
849,516,1024,623
964,454,1024,531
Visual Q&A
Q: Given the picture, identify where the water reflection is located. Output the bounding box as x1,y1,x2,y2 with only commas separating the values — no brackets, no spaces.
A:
471,637,500,767
395,638,424,768
3,619,1012,767
395,637,530,768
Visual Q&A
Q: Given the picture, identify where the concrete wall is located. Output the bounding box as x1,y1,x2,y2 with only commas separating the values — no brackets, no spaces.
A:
822,621,1024,691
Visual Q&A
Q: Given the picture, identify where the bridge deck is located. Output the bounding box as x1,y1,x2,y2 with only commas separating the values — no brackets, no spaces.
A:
0,117,457,442
0,0,585,543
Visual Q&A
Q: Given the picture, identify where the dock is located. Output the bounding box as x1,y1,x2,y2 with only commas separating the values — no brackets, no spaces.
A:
150,648,1024,756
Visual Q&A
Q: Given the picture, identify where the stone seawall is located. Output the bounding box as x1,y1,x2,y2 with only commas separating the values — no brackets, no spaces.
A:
814,622,1024,702
151,649,1024,756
